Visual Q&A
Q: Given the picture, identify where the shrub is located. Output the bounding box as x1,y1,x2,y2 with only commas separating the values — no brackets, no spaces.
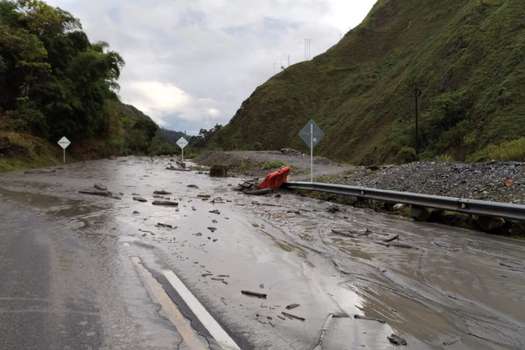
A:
469,138,525,162
261,160,286,170
395,147,417,163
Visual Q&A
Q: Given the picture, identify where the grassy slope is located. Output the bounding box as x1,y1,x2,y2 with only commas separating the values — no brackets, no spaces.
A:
213,0,525,164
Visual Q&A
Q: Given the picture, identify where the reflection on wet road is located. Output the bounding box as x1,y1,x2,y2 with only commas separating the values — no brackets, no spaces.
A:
0,157,524,349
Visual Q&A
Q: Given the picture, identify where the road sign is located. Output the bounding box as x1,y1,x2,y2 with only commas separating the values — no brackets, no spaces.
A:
57,136,71,164
299,120,324,148
58,136,71,149
176,137,188,149
299,120,324,183
177,137,189,162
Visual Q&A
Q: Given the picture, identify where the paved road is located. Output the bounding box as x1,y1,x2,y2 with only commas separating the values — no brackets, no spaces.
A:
0,157,524,349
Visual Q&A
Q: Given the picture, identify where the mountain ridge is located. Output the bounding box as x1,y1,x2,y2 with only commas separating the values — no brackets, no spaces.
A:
212,0,525,164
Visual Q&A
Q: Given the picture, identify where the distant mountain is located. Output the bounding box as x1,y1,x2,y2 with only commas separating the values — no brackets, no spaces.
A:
158,129,190,144
212,0,525,164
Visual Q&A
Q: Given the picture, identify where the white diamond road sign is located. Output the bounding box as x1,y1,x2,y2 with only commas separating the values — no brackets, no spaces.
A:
299,120,324,148
176,137,188,149
57,136,71,150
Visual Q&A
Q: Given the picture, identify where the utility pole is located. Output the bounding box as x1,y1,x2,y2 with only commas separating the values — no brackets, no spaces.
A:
304,38,311,60
414,86,422,159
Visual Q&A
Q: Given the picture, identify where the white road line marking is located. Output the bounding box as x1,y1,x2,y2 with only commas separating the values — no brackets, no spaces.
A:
131,257,208,350
163,269,241,350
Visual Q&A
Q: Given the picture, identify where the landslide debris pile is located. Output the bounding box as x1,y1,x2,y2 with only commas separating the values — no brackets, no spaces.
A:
212,0,525,164
329,161,525,203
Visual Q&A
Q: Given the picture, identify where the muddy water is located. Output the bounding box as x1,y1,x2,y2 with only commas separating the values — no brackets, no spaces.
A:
0,157,524,350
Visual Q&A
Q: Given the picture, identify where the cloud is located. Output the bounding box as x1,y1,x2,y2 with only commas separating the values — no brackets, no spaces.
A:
45,0,376,133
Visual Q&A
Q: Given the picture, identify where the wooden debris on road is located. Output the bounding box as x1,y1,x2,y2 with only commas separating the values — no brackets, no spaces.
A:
383,234,399,243
153,190,172,195
354,314,386,324
388,334,407,346
241,290,267,299
152,200,179,207
281,311,305,321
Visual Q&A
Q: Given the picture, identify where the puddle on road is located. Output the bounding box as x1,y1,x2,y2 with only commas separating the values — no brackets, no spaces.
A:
1,157,524,349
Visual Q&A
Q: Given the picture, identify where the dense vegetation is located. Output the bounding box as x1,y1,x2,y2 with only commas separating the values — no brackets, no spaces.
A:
212,0,525,164
0,0,159,169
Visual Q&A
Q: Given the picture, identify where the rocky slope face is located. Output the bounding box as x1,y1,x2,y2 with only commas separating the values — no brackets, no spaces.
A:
212,0,525,164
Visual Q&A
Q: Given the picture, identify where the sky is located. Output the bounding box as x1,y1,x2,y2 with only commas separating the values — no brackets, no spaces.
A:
46,0,377,134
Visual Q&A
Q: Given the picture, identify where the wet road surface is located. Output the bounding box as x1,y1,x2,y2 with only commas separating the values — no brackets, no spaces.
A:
0,157,524,349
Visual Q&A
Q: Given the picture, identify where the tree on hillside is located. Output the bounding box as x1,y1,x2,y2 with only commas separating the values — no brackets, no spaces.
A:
0,0,124,140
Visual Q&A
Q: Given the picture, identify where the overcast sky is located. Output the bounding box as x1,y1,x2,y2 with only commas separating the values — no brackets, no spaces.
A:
46,0,376,134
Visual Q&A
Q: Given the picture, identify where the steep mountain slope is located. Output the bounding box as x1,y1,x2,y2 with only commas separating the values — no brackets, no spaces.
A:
213,0,525,164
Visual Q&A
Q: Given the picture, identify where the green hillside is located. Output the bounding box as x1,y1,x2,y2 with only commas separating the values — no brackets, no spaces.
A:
212,0,525,164
0,0,159,170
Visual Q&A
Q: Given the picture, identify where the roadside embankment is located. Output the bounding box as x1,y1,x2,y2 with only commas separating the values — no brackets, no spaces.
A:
320,161,525,204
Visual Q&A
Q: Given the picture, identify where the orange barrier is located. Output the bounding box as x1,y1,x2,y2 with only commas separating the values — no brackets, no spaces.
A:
258,167,291,190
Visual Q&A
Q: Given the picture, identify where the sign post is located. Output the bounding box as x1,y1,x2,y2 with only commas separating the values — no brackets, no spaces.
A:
176,137,189,162
299,120,324,183
57,136,71,164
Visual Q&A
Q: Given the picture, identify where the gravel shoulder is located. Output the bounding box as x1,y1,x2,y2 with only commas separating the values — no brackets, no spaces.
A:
321,161,525,204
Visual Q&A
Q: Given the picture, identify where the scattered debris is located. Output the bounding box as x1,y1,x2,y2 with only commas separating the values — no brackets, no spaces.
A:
209,209,221,215
326,205,340,213
166,164,190,172
281,311,305,322
187,184,199,189
383,234,399,243
280,148,302,156
207,227,217,232
152,200,179,207
245,188,274,196
211,197,225,204
285,303,300,310
133,196,148,202
94,184,107,191
154,190,172,195
156,223,175,229
79,190,121,200
387,334,407,346
132,210,140,215
198,194,211,200
354,314,386,323
389,242,416,249
393,203,406,211
331,228,370,237
210,165,228,177
241,290,267,299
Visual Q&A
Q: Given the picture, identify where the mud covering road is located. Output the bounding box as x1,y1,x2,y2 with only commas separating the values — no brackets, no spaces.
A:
0,157,524,349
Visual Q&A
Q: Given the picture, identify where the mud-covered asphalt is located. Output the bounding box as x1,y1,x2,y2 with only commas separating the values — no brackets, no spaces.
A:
0,157,524,349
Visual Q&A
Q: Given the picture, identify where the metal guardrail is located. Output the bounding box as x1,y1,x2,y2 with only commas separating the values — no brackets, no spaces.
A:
283,181,525,221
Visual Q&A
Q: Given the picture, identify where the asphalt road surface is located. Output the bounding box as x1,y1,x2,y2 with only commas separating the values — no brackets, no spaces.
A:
0,157,524,349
